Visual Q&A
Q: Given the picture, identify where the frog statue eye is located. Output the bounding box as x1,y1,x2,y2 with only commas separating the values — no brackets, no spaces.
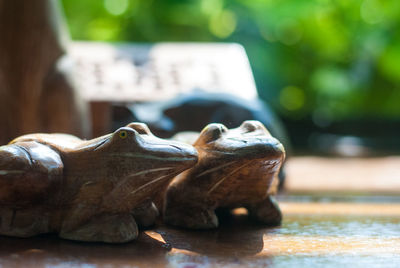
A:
195,123,228,145
119,130,128,139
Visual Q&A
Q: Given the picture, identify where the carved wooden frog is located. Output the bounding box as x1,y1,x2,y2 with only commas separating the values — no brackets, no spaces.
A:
0,123,197,243
163,120,285,229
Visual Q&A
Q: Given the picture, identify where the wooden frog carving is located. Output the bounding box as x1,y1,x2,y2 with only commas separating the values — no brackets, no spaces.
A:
0,123,197,243
164,120,285,229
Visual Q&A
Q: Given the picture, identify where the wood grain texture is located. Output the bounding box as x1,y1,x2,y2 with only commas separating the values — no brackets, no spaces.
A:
164,120,285,229
0,123,198,243
0,0,89,145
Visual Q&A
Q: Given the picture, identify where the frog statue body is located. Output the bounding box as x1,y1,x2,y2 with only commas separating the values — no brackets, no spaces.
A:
0,123,198,243
164,120,285,229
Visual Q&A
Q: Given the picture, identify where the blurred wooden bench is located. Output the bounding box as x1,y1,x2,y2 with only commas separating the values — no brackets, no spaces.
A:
69,42,258,137
285,156,400,194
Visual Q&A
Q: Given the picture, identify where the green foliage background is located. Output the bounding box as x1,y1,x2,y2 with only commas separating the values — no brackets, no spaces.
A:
62,0,400,124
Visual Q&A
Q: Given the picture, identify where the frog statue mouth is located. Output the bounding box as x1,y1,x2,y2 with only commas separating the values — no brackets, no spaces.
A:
122,138,198,202
210,136,285,161
117,136,198,189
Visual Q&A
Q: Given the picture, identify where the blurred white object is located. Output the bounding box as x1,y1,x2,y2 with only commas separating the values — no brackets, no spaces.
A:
69,42,258,102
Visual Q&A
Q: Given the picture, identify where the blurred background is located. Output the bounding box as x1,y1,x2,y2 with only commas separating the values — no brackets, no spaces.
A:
1,3,400,265
61,0,400,155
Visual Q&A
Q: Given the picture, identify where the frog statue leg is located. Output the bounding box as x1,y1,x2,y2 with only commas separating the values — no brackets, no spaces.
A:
59,199,159,243
59,212,139,243
58,182,140,243
0,142,64,237
163,185,219,229
0,207,51,238
164,204,219,229
132,201,159,228
246,195,282,226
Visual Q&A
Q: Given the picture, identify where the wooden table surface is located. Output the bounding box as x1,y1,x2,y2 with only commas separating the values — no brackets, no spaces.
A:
1,157,400,267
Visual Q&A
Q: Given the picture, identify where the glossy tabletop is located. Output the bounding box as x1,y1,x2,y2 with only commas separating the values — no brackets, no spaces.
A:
1,196,399,268
1,157,400,267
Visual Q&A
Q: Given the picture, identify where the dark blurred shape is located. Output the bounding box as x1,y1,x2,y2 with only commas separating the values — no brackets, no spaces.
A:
111,105,139,132
0,0,90,145
129,92,290,149
286,118,400,156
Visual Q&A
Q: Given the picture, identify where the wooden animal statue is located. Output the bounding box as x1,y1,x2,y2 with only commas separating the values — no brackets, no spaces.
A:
0,0,89,145
0,123,198,243
164,120,285,229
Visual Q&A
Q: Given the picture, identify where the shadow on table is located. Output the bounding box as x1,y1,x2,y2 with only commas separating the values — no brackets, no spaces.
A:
0,232,169,266
0,212,280,266
158,212,278,258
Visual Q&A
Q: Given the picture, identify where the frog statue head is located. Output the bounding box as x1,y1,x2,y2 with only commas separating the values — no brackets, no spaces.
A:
62,123,198,210
0,122,197,243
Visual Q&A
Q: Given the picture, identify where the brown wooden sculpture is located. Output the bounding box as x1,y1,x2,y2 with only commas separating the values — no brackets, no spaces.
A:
164,120,285,229
0,123,198,243
0,0,89,145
